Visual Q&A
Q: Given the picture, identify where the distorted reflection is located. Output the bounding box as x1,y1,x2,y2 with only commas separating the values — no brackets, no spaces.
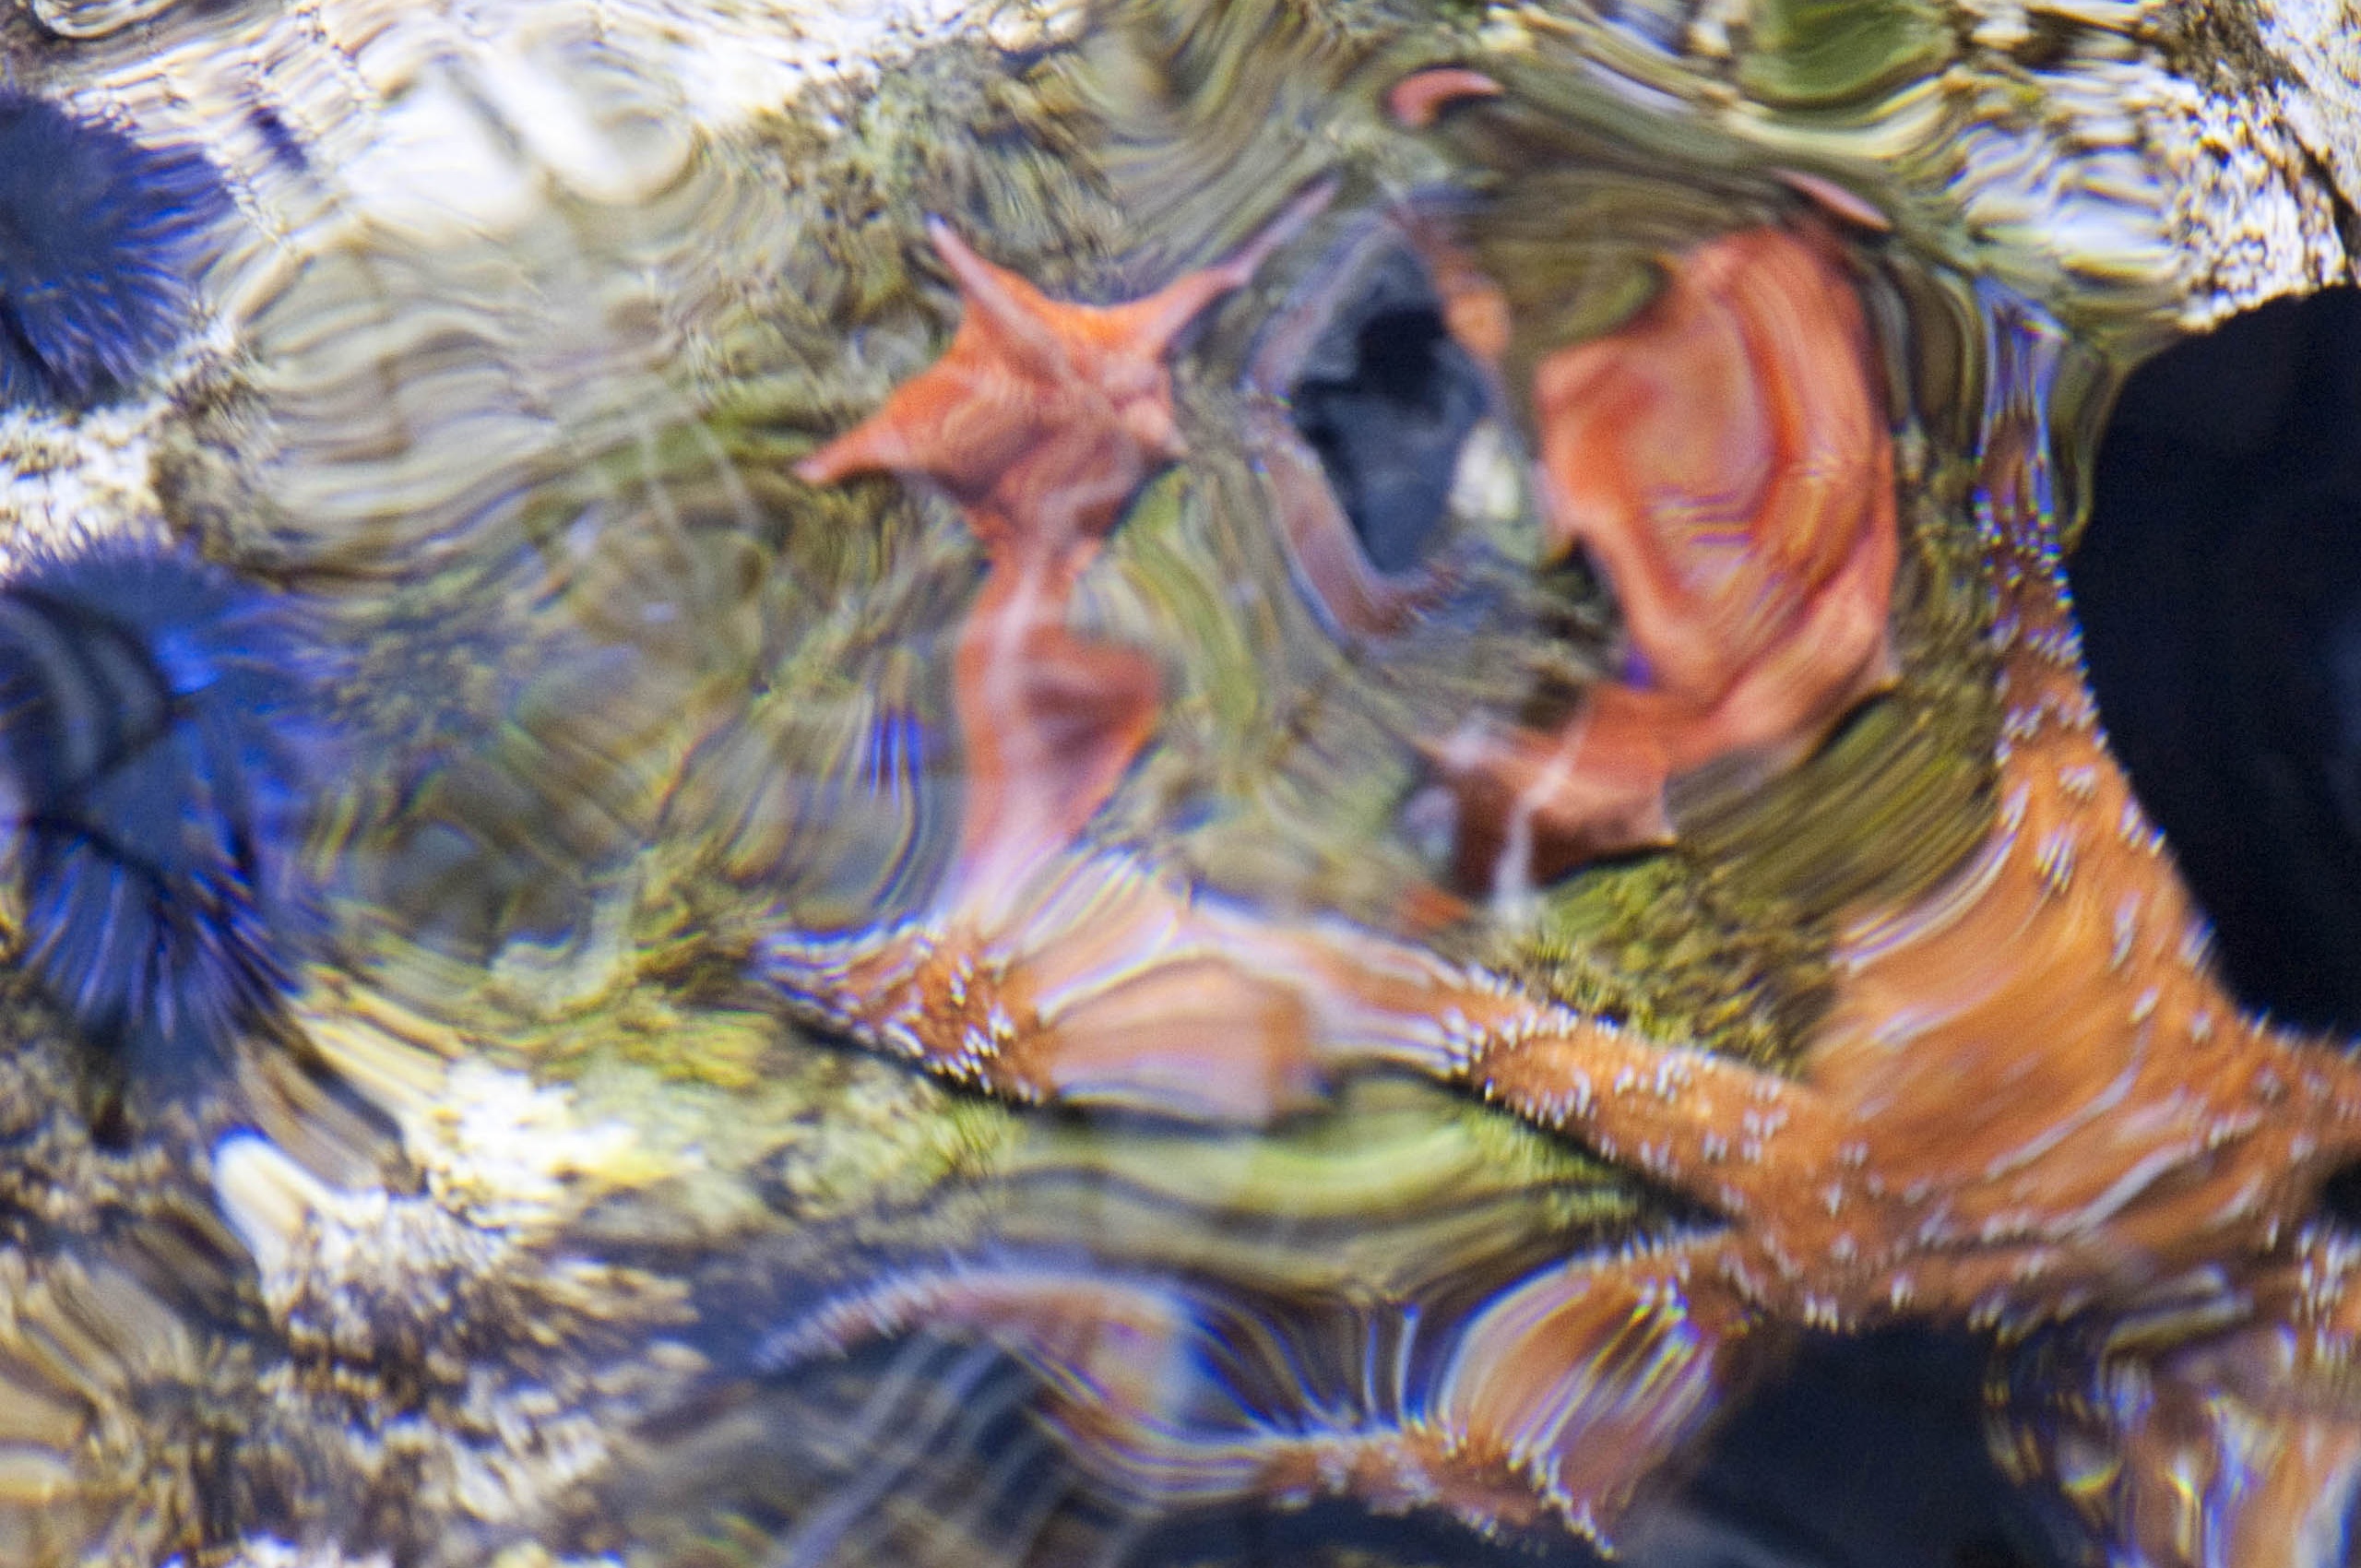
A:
0,3,2353,1567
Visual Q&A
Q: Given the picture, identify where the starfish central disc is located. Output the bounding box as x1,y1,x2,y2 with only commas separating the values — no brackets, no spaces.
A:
798,185,1332,554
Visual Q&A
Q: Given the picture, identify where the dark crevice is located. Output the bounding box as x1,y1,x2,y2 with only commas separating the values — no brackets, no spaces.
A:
2070,287,2361,1034
1288,246,1489,576
2320,1160,2361,1229
1667,1329,2050,1568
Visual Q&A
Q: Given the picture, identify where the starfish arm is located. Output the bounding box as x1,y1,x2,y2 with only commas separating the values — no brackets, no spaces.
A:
1536,225,1892,703
760,1240,1760,1548
1992,1282,2361,1568
947,564,1165,913
755,856,1331,1120
921,215,1076,378
794,346,1050,505
1427,1239,1763,1543
793,401,919,488
952,625,1160,875
1427,223,1897,889
1385,66,1506,128
1663,517,1899,772
1453,1013,1847,1236
1094,179,1338,357
1425,695,1677,893
761,831,1813,1168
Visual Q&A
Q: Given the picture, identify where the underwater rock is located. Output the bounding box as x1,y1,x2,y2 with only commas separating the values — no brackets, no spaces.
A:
18,0,185,39
0,1248,235,1566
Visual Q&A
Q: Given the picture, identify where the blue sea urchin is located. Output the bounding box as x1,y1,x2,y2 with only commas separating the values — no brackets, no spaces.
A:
0,544,329,1075
0,93,227,409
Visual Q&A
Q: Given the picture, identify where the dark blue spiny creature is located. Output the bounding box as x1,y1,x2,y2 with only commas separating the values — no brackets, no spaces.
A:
0,93,227,409
0,543,332,1081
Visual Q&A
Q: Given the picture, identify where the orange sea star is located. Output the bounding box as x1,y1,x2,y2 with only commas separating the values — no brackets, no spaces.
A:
1432,225,1899,892
795,191,1327,899
767,188,2361,1562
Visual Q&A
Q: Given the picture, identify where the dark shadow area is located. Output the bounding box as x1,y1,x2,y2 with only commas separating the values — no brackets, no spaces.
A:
2071,287,2361,1033
1645,1329,2050,1568
1289,247,1490,576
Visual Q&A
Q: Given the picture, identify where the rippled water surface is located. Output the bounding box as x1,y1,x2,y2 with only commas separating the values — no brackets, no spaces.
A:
2,1,2356,1565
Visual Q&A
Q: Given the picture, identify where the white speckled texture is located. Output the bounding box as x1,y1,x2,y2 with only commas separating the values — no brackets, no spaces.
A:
0,0,1082,564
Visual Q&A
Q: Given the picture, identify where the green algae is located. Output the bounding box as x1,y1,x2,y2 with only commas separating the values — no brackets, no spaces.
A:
1736,0,1955,111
